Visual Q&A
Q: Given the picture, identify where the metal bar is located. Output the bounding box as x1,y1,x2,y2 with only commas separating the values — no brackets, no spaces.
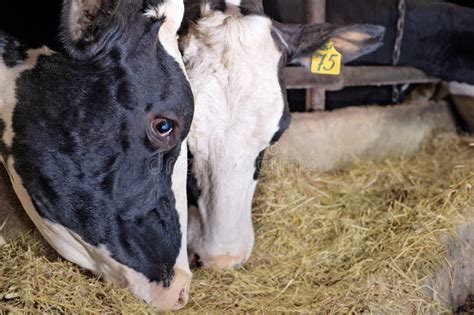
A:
284,66,440,91
307,87,326,111
306,0,326,26
305,0,326,111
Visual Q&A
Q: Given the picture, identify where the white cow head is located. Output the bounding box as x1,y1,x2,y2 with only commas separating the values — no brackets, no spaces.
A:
180,0,384,269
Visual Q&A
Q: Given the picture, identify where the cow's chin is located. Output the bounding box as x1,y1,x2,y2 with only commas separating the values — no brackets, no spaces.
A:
187,184,257,271
42,220,192,310
30,215,191,310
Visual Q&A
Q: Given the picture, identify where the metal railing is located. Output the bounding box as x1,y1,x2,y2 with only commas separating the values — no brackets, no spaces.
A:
291,0,439,112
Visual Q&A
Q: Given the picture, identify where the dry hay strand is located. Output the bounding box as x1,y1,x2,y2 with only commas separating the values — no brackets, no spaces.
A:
1,133,473,313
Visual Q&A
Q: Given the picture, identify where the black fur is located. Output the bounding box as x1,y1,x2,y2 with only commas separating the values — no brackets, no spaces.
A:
239,0,264,16
3,0,194,286
253,150,266,180
0,119,8,161
0,32,28,68
272,53,292,145
180,0,226,35
0,1,62,51
186,149,201,207
180,0,266,34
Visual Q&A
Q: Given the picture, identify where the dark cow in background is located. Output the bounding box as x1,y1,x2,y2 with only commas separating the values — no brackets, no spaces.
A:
264,0,474,109
0,0,194,310
180,0,384,269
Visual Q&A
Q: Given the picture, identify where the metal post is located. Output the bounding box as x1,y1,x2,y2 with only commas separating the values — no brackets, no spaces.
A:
305,0,326,112
306,0,326,26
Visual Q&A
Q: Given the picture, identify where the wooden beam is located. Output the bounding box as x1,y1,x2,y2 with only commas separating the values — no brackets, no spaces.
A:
284,66,440,90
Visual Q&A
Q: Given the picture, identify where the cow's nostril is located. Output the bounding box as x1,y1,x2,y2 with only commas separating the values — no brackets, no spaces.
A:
232,263,243,269
175,287,189,309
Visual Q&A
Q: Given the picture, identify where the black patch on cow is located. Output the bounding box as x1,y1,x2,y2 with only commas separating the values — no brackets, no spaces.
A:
0,32,28,68
239,0,265,16
270,32,292,143
145,102,153,112
253,150,266,180
101,172,115,196
0,119,5,142
8,0,194,286
272,108,291,144
187,149,201,208
214,0,227,12
0,119,9,160
145,0,166,9
180,0,227,35
119,121,130,153
239,7,254,16
116,80,135,110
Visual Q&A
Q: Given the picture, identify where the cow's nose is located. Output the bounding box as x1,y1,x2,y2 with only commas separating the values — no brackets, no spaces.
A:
177,286,189,308
152,268,191,310
130,268,192,310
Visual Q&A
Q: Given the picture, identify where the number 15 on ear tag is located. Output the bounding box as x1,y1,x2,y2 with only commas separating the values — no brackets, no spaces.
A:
311,41,342,75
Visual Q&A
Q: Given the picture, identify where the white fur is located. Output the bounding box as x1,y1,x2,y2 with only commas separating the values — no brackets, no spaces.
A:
145,0,187,73
226,0,242,6
182,9,285,266
171,142,192,275
449,81,474,97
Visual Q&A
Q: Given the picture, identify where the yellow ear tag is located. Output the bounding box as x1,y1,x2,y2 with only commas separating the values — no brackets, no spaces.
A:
310,41,342,75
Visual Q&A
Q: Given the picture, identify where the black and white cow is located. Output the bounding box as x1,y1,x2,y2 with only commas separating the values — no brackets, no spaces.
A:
265,0,474,109
0,0,194,310
179,0,385,269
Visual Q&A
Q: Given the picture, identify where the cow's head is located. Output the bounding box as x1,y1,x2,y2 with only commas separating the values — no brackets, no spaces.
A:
180,0,384,269
0,0,193,310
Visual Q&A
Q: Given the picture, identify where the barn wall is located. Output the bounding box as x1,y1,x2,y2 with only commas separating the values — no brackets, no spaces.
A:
271,101,457,171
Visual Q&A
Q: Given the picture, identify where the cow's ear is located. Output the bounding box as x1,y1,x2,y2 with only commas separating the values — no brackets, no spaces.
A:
60,0,119,60
273,22,385,67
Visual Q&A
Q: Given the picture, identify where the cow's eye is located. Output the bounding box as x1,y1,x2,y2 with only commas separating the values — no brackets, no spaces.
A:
146,115,180,151
153,118,175,136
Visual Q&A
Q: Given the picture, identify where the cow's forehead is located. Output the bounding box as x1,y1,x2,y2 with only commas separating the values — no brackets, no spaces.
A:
185,5,275,48
146,0,186,72
183,5,286,148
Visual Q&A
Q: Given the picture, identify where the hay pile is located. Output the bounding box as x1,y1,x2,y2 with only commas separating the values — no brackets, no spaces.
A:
1,133,473,313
